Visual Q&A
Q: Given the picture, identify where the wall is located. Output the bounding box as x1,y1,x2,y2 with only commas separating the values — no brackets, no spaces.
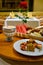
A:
0,0,2,8
34,0,43,11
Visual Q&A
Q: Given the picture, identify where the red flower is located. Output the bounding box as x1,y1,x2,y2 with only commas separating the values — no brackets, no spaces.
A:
20,1,28,9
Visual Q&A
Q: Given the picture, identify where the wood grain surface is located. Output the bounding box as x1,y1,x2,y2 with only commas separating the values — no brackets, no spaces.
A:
0,33,43,62
0,12,43,62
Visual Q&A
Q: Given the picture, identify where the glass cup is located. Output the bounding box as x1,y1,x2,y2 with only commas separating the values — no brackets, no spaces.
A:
3,26,16,42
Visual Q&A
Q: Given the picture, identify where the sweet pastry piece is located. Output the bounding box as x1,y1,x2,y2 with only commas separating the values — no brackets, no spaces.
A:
40,29,43,36
30,27,43,37
27,43,35,51
20,39,42,52
27,12,33,18
26,27,33,34
16,24,33,36
36,44,42,50
10,11,14,18
31,28,40,33
15,24,33,38
31,32,41,37
16,24,27,33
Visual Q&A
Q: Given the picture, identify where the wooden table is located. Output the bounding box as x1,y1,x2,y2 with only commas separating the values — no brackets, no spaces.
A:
0,33,43,62
0,13,43,62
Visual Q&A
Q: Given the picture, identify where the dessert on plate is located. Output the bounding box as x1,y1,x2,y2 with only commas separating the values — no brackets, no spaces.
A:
20,39,42,52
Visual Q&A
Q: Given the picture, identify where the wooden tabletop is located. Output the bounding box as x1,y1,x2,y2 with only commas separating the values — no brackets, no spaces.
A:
0,33,43,62
0,13,43,62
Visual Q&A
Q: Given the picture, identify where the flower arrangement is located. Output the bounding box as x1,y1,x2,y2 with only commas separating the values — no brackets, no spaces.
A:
15,12,29,23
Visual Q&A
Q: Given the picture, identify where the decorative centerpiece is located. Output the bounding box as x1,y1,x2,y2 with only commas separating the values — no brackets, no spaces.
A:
9,11,40,28
3,11,42,41
15,12,29,23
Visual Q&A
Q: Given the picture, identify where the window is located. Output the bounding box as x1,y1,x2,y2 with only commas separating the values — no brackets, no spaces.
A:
0,0,33,12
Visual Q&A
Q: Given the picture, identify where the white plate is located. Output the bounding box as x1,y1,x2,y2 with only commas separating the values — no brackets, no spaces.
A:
13,39,43,56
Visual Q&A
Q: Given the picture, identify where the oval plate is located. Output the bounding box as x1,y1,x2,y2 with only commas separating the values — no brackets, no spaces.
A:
13,39,43,56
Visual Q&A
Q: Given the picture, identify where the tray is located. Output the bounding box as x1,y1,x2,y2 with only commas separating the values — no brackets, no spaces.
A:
14,26,43,41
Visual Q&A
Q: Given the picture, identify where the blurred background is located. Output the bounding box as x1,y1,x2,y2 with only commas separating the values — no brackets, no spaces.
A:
0,0,43,65
0,0,43,12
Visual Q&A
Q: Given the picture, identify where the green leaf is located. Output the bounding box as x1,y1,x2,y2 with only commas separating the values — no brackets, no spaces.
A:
22,19,27,23
15,14,18,17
